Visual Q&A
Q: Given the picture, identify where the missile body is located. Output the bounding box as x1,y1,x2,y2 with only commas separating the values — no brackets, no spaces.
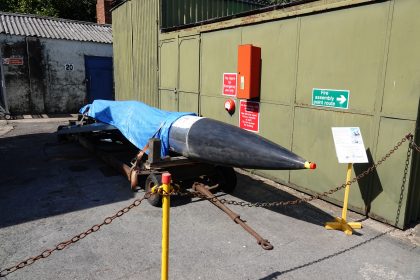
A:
77,100,315,170
169,116,315,170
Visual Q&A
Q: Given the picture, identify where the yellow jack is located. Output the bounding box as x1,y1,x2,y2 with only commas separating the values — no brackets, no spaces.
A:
325,163,362,235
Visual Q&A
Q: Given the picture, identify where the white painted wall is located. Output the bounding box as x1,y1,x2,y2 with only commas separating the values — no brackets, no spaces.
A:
0,34,112,114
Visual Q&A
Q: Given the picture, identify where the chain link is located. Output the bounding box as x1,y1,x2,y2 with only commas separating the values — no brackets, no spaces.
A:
411,140,420,153
177,133,416,208
0,192,151,278
394,139,413,227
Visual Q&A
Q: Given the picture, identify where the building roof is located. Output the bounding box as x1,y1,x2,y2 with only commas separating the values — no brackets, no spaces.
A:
0,12,112,44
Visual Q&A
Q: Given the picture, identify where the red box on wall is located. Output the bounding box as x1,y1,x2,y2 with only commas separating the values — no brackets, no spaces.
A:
237,44,261,99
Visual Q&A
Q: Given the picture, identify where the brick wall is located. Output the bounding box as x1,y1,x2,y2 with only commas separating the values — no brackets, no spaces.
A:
97,0,113,24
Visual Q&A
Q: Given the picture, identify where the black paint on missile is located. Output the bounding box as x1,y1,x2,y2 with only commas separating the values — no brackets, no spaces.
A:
169,116,315,170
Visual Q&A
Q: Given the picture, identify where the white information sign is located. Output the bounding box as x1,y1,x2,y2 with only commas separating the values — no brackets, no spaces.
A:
331,127,368,163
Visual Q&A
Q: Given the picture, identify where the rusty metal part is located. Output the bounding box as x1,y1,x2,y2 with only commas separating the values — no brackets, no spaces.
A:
411,140,420,153
0,192,152,278
395,138,413,227
78,131,150,192
130,168,139,191
193,182,273,250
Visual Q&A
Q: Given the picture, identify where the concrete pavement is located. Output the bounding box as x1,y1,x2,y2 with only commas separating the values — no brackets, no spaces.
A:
0,120,419,280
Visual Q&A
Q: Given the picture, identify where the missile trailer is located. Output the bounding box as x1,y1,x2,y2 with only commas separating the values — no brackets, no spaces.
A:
57,100,315,207
57,116,238,207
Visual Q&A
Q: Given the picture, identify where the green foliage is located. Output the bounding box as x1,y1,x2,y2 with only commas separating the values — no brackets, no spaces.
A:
52,0,97,22
0,0,97,22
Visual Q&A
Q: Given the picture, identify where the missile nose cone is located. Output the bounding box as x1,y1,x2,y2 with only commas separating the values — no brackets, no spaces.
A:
170,116,315,170
304,161,317,170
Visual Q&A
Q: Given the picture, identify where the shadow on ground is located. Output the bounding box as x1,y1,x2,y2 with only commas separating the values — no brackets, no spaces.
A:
0,129,334,231
227,172,335,227
258,230,390,280
0,132,135,229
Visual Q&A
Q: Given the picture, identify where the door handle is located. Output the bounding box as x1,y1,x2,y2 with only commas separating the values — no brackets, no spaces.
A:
85,76,92,89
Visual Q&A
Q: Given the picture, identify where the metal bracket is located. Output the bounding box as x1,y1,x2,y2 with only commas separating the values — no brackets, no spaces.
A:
147,138,162,164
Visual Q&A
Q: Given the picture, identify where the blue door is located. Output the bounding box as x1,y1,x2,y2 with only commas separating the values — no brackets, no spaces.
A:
85,56,114,103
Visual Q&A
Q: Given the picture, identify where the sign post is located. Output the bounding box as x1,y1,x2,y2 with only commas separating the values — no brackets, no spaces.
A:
325,127,368,235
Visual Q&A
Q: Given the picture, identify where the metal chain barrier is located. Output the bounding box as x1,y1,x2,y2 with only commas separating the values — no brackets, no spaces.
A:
1,133,418,277
394,139,413,227
0,192,152,278
176,133,416,208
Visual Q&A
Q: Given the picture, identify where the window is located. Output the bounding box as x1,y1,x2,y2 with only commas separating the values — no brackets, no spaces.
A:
160,0,313,31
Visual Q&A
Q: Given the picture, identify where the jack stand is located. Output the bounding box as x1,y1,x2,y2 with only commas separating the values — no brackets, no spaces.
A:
325,163,362,235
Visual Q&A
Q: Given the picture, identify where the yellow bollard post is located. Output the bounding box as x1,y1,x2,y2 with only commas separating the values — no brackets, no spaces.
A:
341,163,352,222
325,163,362,235
161,172,172,280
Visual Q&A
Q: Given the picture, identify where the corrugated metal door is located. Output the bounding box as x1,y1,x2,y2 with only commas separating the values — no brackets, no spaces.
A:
113,0,158,106
112,1,133,101
159,35,200,113
132,0,159,106
178,35,200,113
241,19,299,182
115,0,420,228
159,38,178,111
200,28,241,126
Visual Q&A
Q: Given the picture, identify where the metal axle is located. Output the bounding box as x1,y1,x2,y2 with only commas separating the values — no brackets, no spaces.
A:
193,182,273,250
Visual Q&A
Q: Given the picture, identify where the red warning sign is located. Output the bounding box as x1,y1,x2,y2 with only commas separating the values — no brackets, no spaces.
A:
222,73,237,96
2,57,24,65
239,100,260,133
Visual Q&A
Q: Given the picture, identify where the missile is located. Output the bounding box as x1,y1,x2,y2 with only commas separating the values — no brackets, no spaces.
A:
75,100,315,170
169,115,316,170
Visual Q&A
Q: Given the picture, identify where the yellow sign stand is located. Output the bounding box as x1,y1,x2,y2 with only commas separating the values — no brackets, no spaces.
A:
325,163,362,235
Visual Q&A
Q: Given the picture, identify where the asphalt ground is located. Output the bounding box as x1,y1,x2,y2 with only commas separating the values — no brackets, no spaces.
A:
0,119,419,280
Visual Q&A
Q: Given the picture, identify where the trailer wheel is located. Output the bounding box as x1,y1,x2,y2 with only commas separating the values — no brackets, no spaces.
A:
145,173,163,207
217,167,237,193
56,125,68,142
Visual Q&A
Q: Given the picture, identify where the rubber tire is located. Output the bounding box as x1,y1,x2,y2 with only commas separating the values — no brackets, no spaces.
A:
56,125,67,142
145,173,163,207
217,167,237,193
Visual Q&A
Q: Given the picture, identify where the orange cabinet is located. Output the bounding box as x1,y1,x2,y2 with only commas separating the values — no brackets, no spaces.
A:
237,44,261,99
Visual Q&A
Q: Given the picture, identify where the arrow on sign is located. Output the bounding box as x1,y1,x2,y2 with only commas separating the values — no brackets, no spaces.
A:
337,95,347,104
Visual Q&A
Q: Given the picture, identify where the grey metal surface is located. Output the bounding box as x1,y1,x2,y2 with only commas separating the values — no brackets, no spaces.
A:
57,122,117,135
0,12,112,44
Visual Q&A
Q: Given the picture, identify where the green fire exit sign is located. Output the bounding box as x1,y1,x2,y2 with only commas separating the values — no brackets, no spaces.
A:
312,88,350,109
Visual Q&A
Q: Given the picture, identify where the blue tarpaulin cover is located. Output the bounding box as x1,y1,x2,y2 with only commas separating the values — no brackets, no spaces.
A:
80,100,196,156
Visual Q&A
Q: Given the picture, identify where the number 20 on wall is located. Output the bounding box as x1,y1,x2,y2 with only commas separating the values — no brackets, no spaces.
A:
65,64,74,71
